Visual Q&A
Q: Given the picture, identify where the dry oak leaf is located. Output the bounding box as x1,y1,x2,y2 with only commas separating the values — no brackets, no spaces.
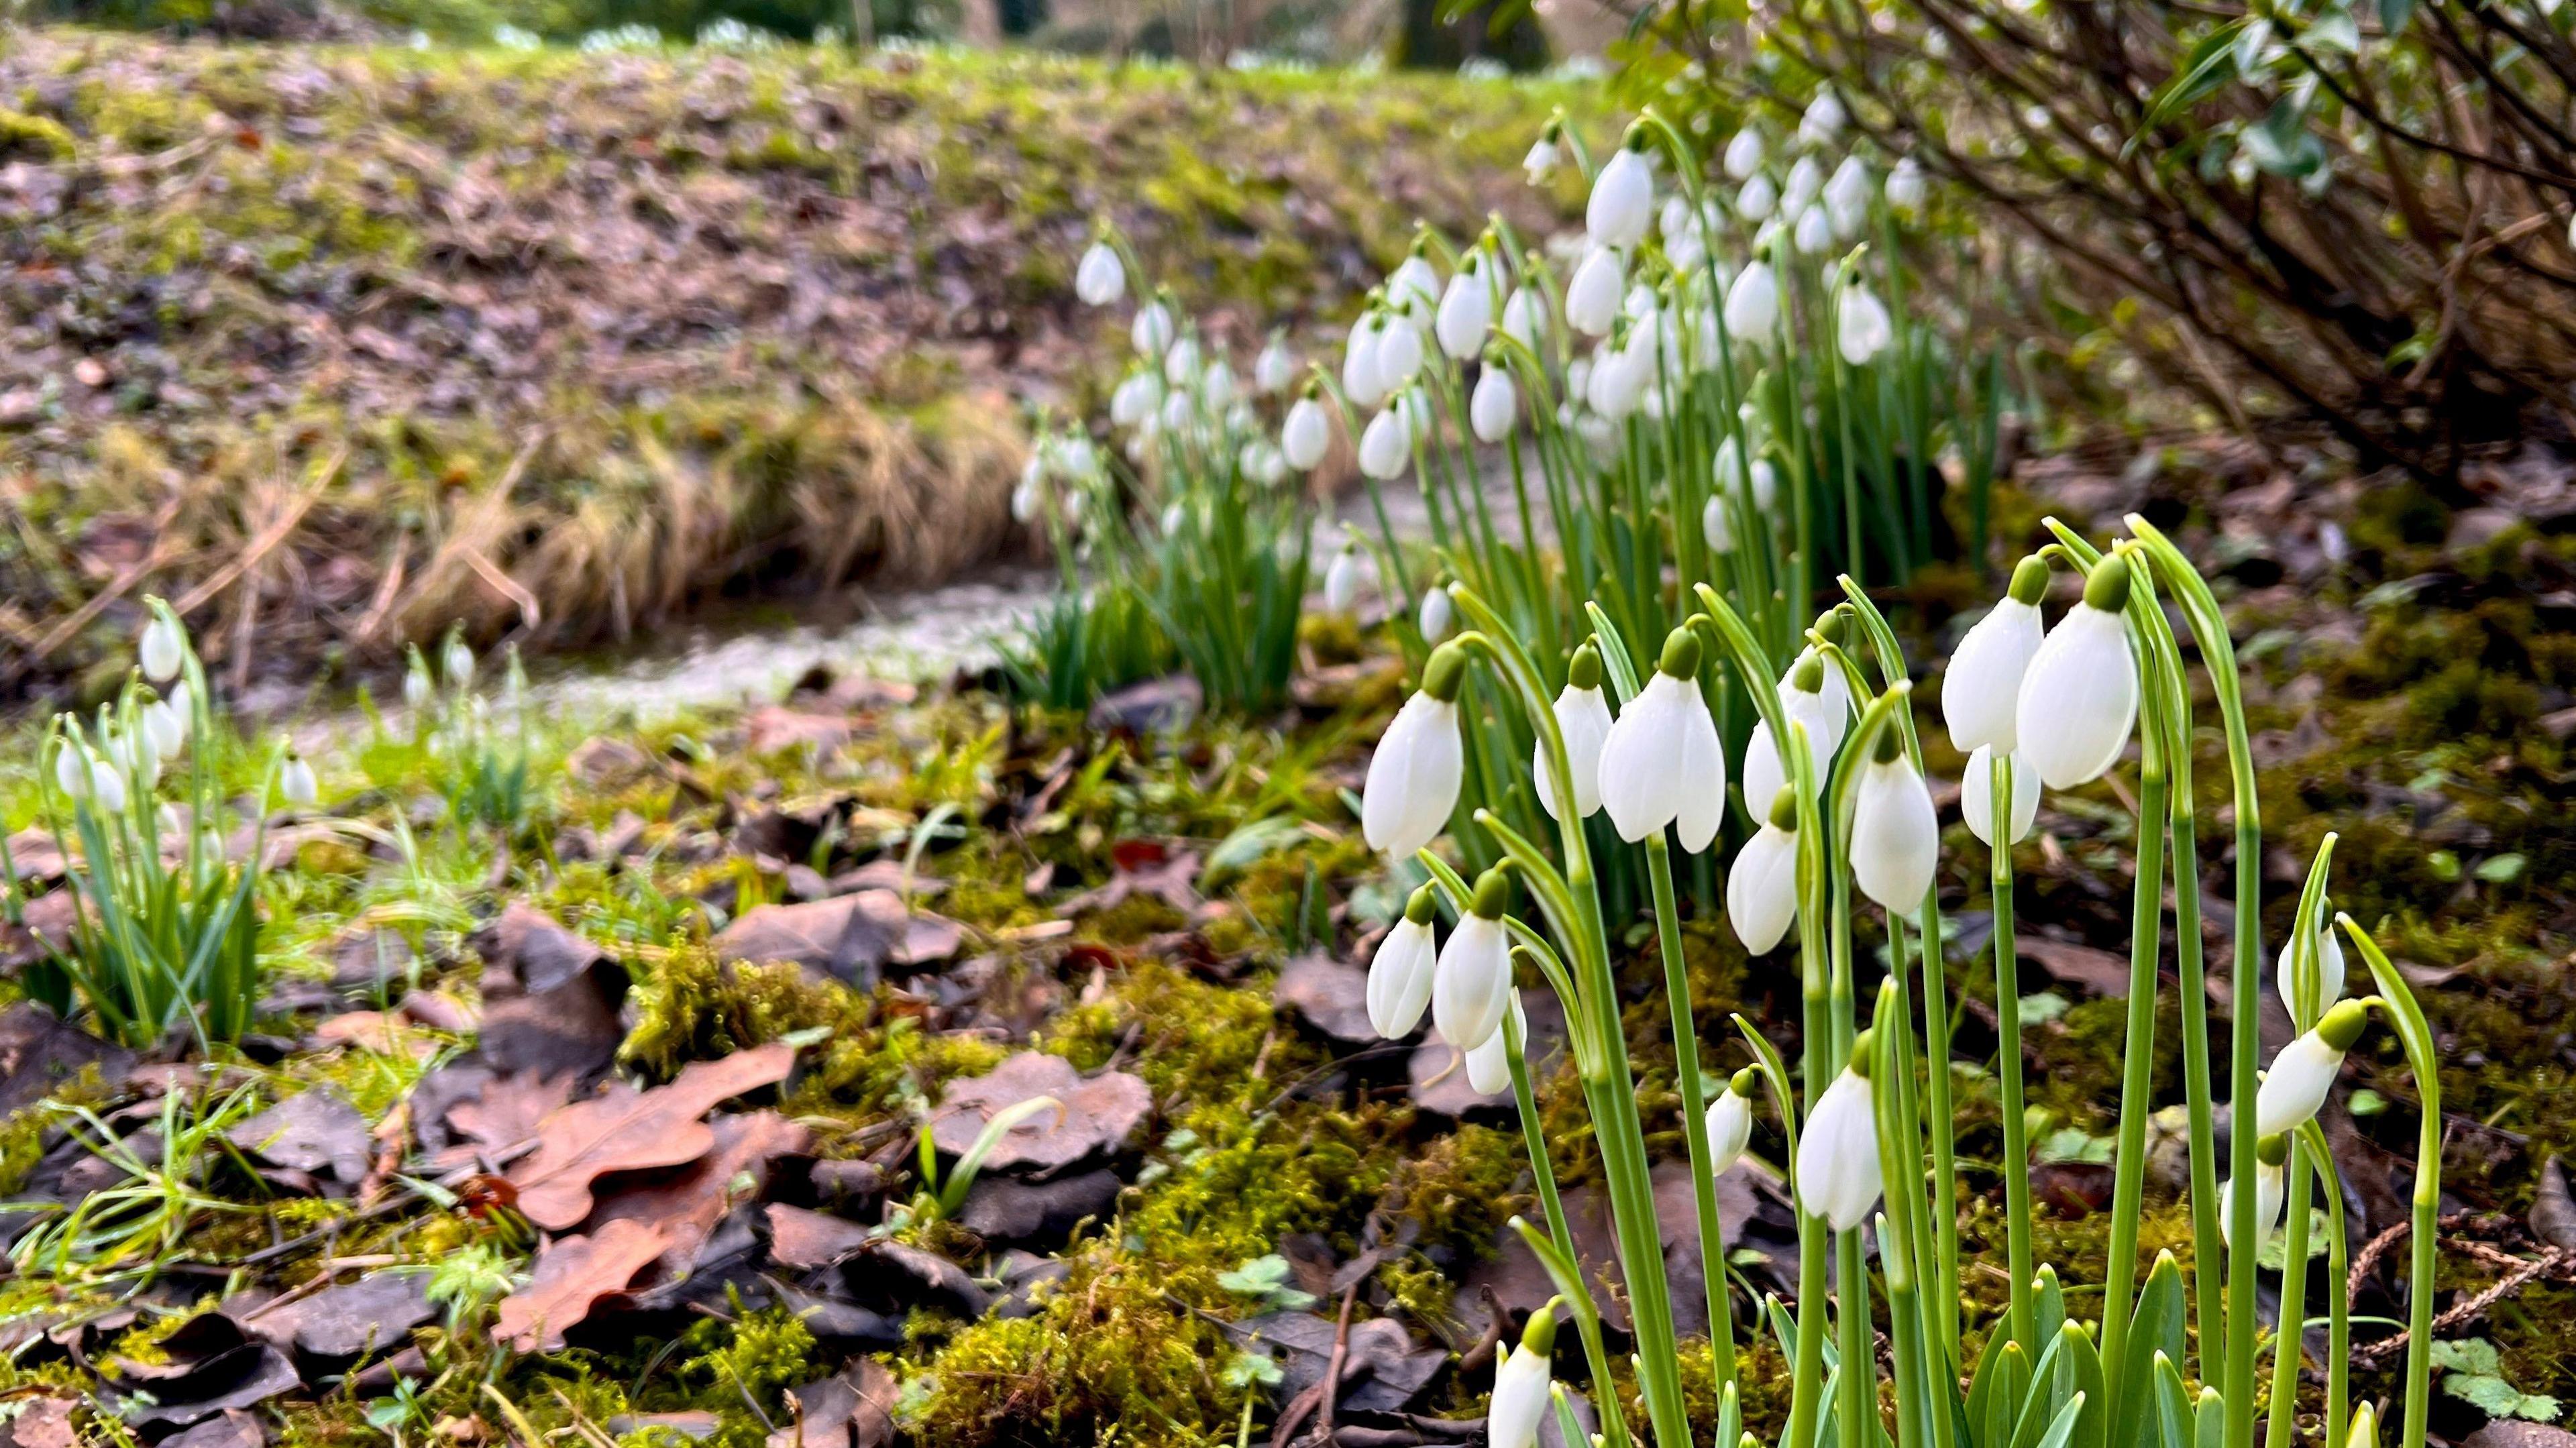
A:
504,1042,796,1231
492,1218,672,1353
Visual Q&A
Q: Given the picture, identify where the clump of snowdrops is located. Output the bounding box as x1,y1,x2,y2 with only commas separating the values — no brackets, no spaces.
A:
1356,518,2443,1448
378,628,536,834
0,602,307,1048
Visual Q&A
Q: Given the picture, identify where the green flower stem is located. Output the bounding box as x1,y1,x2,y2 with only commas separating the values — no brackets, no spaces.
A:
2264,1132,2315,1448
1648,831,1737,1383
2341,917,2440,1448
1990,751,2036,1355
2298,1117,2351,1448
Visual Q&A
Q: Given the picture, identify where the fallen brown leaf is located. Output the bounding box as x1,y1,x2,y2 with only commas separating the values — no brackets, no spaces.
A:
492,1218,672,1353
505,1042,796,1231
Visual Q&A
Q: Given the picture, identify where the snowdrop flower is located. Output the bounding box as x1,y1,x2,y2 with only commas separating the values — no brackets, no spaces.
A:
1159,389,1194,435
142,698,186,760
1523,131,1559,185
1465,989,1522,1093
1253,335,1297,396
1837,282,1894,365
1432,868,1514,1052
1946,555,2050,753
1735,172,1778,222
1725,262,1780,339
1783,155,1825,212
1598,628,1727,852
1824,156,1872,238
1500,284,1546,350
1587,138,1656,249
1436,256,1495,361
1795,1040,1883,1231
443,634,476,691
1358,405,1411,480
1850,730,1938,911
1705,1067,1760,1173
1075,240,1124,307
1361,643,1468,858
1324,541,1366,614
1701,494,1738,553
1741,649,1853,812
1367,885,1440,1039
1343,313,1387,408
1132,299,1174,357
1283,394,1332,471
1389,250,1442,325
1886,156,1928,213
1010,473,1042,525
2277,910,2348,1019
1585,339,1649,419
1159,502,1187,538
1962,745,2040,846
1794,205,1833,255
2015,552,2140,788
1535,643,1613,822
1799,90,1847,148
1724,127,1765,179
1485,1302,1558,1448
403,657,434,713
87,751,127,814
1161,337,1201,388
1565,247,1625,337
1417,584,1454,644
1470,365,1518,443
1373,313,1425,390
281,752,319,809
140,616,182,683
1713,436,1777,510
2218,1135,2290,1252
1728,786,1803,953
2253,999,2369,1137
1111,372,1157,429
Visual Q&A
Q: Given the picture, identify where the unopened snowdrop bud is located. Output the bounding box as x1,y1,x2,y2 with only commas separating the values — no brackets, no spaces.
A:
281,751,319,809
1783,155,1824,211
1886,156,1928,213
2348,1402,2379,1448
1536,644,1613,822
1728,786,1802,952
1342,314,1386,406
1254,335,1297,395
140,616,183,683
1793,205,1833,256
1962,745,2040,846
443,634,476,691
1946,555,2050,753
1485,1300,1558,1448
53,744,87,800
1586,340,1648,419
1724,262,1780,339
1796,1037,1883,1231
1361,643,1470,858
2218,1133,2291,1251
1374,307,1426,387
1587,136,1656,249
1075,240,1125,307
1705,1067,1760,1173
1565,247,1625,337
1837,281,1894,364
1417,584,1454,644
2015,552,2140,788
2253,999,2368,1137
1159,388,1194,435
1111,372,1157,428
1799,90,1846,148
1470,365,1518,443
403,657,433,713
1724,127,1765,180
1701,494,1736,553
1389,249,1442,324
1465,987,1522,1093
1358,405,1412,480
88,752,126,814
1851,729,1938,911
1824,156,1872,239
1597,627,1727,852
1283,394,1332,471
143,699,186,760
1436,258,1495,361
1735,172,1778,222
1500,284,1545,350
1324,541,1365,615
2276,911,2347,1019
1522,131,1558,186
1132,298,1174,357
1367,886,1441,1039
1433,868,1515,1052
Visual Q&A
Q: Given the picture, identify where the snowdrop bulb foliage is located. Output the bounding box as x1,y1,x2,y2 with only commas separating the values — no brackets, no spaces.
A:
1725,262,1781,339
1535,645,1613,823
1565,247,1625,337
1837,283,1894,364
2015,553,2141,788
1253,337,1297,396
1796,1052,1884,1231
1417,586,1454,644
1485,1307,1558,1448
1725,127,1765,180
282,753,319,809
141,616,182,683
1358,405,1411,480
1131,300,1173,357
1373,314,1424,389
1886,157,1929,213
1962,745,2040,846
1324,543,1365,614
1360,645,1468,858
1735,172,1778,223
1793,205,1833,256
1283,396,1332,471
1705,1068,1760,1173
1074,241,1125,307
1500,285,1545,350
1436,260,1495,361
1587,141,1656,249
1946,557,2051,753
1597,629,1727,852
1470,366,1518,443
1432,869,1515,1052
2253,1000,2369,1137
1366,887,1441,1039
1799,90,1847,148
2277,915,2348,1019
1850,732,1939,911
1728,787,1803,953
1465,989,1521,1093
2218,1139,2290,1252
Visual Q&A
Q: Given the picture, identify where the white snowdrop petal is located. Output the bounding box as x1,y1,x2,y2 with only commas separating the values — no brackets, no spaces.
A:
1851,755,1939,910
1486,1343,1553,1448
1794,1068,1882,1231
1962,745,2041,846
1945,597,2043,754
1566,249,1625,337
2253,1031,2345,1137
2016,604,2139,789
1705,1090,1754,1174
1727,823,1801,953
1361,693,1462,858
1432,914,1512,1053
1587,147,1656,249
1366,918,1439,1039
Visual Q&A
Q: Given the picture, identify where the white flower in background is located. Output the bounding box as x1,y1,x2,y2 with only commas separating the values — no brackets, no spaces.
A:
2253,999,2369,1137
140,616,182,683
1417,585,1454,643
1010,469,1042,525
282,752,319,809
1796,1050,1883,1231
1283,395,1332,471
1705,1068,1760,1172
1783,155,1825,212
1485,1304,1558,1448
2277,913,2348,1019
1535,644,1613,822
1366,885,1441,1038
1728,785,1802,952
1799,90,1847,148
87,750,127,813
1361,644,1468,858
1598,628,1727,852
403,657,434,712
1465,988,1522,1093
1470,366,1518,443
1159,389,1193,435
1585,339,1649,419
1501,284,1545,350
142,698,186,759
1573,408,1618,463
1701,494,1738,553
1324,540,1366,614
53,745,86,801
1111,372,1157,429
1837,283,1894,365
1825,156,1872,239
1254,335,1298,395
1886,156,1929,213
1161,336,1201,388
1793,206,1833,255
1665,217,1707,275
1197,359,1235,410
1725,262,1780,339
1131,299,1174,357
1945,556,2049,753
1713,437,1779,511
1343,313,1388,408
2015,552,2141,788
1725,127,1765,179
1742,649,1853,811
2218,1136,2290,1251
1962,744,2040,846
1374,312,1426,390
1523,133,1559,186
1432,869,1515,1052
1159,502,1187,538
1735,172,1778,222
1436,257,1495,360
1566,247,1625,337
1587,140,1656,249
1850,732,1938,911
1240,441,1288,488
1075,241,1125,307
443,634,476,690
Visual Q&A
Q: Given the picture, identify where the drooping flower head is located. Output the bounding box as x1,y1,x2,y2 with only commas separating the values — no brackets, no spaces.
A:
1795,1031,1884,1231
1535,643,1613,823
2253,999,2370,1137
1851,727,1938,912
1436,248,1496,361
1360,643,1469,859
140,614,183,683
1075,239,1125,307
2016,551,2141,789
1945,553,2050,754
1283,387,1332,471
1367,885,1441,1039
1432,867,1515,1053
1705,1066,1760,1174
2218,1133,2291,1251
1729,785,1802,953
1598,626,1727,852
1587,132,1656,250
1485,1300,1559,1448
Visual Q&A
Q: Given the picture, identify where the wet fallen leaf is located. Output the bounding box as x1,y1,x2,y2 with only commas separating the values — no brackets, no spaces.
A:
927,1052,1149,1179
713,891,963,988
590,1111,812,1272
0,1002,131,1117
764,1203,873,1270
227,1089,372,1187
492,1218,673,1353
433,1070,577,1170
246,1271,433,1360
504,1042,796,1230
766,1359,897,1448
